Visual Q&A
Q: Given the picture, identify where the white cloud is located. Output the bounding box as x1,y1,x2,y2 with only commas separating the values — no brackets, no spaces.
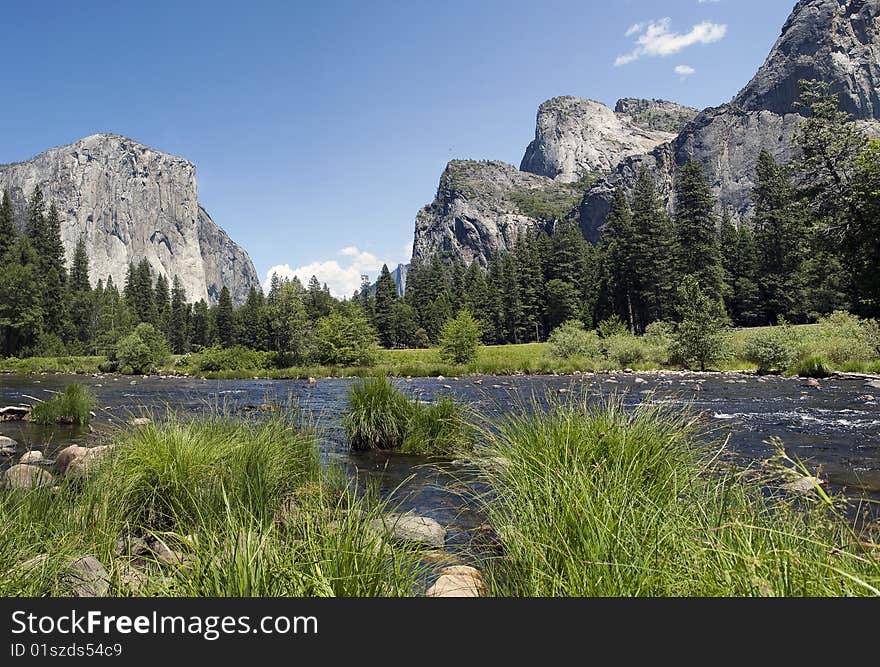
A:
675,64,696,76
615,17,727,66
263,246,405,299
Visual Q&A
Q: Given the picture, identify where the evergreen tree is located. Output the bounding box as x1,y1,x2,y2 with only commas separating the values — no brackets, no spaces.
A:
673,160,725,305
0,190,15,259
719,212,761,326
752,150,806,323
602,187,637,329
70,236,91,292
630,168,676,330
374,264,398,347
67,236,93,347
154,273,171,334
215,286,236,348
237,287,268,350
191,300,210,349
0,237,44,356
169,276,189,354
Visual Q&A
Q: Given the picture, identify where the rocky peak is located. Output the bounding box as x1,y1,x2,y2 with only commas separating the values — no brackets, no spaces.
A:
613,98,699,134
0,134,259,305
733,0,880,119
519,96,677,182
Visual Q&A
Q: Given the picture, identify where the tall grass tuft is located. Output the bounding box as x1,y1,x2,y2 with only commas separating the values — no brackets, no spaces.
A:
31,384,95,425
343,378,413,450
475,394,880,596
343,378,472,456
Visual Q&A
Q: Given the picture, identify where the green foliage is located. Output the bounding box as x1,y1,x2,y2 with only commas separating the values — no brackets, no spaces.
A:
343,378,471,455
547,320,602,359
343,378,413,450
508,181,587,223
603,334,646,367
790,354,833,379
670,276,729,371
597,314,628,339
194,345,275,372
113,323,170,374
477,394,880,596
806,311,880,364
31,384,95,425
743,323,801,373
313,309,379,366
438,310,481,364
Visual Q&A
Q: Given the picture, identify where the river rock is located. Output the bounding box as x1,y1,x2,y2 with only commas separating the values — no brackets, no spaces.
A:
65,446,113,478
1,464,54,490
149,539,191,569
55,445,88,475
114,534,151,557
801,378,821,388
61,556,110,597
426,565,486,598
0,435,17,456
864,380,880,390
781,476,823,493
129,417,152,427
19,450,43,464
373,513,447,549
0,405,31,421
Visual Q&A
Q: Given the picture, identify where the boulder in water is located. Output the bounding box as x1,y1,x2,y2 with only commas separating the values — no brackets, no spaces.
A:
1,464,54,490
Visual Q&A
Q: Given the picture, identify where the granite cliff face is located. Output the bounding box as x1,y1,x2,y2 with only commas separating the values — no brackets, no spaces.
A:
734,0,880,119
412,160,581,267
519,97,679,182
0,134,259,305
578,0,880,239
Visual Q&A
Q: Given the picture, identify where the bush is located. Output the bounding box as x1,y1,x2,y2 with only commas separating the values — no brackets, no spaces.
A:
31,384,95,425
195,346,275,372
312,310,379,366
113,323,170,374
743,324,801,373
547,320,602,359
438,310,481,364
604,334,646,367
807,311,880,364
343,378,413,450
597,315,628,339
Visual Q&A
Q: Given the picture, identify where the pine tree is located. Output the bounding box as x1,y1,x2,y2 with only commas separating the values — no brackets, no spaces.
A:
719,214,762,326
215,286,235,347
237,287,268,350
70,236,91,292
752,150,806,323
0,237,44,356
154,273,171,335
0,190,16,259
630,168,676,330
601,187,637,329
673,160,725,305
169,276,189,354
191,300,210,349
374,264,399,348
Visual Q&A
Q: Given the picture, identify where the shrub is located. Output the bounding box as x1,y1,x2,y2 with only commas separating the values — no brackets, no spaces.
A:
807,311,880,364
312,310,379,366
438,310,481,364
547,320,602,359
195,345,275,372
670,277,729,371
597,314,628,339
604,334,646,367
114,323,170,374
642,321,674,364
343,378,413,450
743,324,801,373
31,384,95,425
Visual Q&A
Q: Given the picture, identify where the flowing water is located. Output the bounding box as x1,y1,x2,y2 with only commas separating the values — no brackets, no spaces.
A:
2,371,879,551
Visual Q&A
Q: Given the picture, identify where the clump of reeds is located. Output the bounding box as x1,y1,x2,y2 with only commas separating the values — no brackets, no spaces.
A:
31,384,95,425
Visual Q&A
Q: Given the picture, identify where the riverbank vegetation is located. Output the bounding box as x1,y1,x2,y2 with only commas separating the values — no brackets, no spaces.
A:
475,395,880,596
1,82,877,387
0,415,427,597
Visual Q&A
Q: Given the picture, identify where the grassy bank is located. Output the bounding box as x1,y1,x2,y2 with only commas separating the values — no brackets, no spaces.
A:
0,414,427,597
2,322,878,380
475,395,880,596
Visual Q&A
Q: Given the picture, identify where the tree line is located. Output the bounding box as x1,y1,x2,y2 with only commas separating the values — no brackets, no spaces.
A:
363,81,880,347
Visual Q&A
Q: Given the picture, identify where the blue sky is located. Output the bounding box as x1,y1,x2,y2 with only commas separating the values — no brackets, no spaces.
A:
0,0,796,296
